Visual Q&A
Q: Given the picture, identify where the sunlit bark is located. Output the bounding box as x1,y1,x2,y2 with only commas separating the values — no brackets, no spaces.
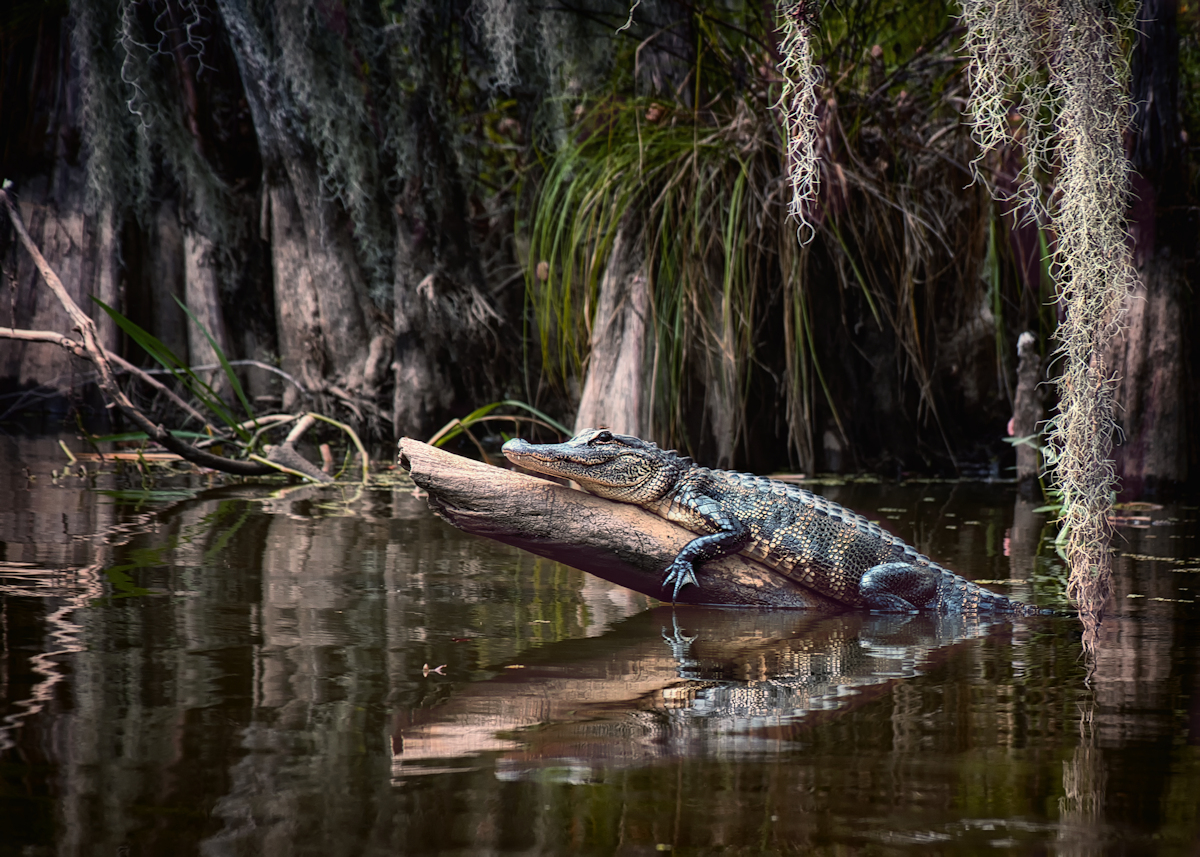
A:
574,217,651,438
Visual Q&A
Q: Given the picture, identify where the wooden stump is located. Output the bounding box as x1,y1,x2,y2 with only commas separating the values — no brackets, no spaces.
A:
397,439,841,610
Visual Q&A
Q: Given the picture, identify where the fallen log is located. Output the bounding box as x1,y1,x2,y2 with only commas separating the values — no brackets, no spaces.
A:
397,439,842,610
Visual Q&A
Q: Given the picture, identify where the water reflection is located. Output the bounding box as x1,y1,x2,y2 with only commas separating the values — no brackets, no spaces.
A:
1,436,1199,855
394,609,1017,777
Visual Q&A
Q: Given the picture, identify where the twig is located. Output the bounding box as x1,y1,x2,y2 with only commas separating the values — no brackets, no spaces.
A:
284,412,318,444
1,182,273,476
306,412,370,484
248,453,324,483
237,413,300,451
140,358,308,394
0,329,212,427
109,352,211,426
0,328,89,354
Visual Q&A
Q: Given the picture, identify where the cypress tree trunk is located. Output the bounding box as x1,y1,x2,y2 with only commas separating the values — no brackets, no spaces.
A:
574,217,651,437
3,187,118,396
1012,331,1043,493
2,178,92,387
1108,256,1187,496
182,221,231,391
388,7,501,439
139,201,189,374
263,176,331,409
85,202,120,356
216,0,389,415
1107,0,1190,496
392,216,454,440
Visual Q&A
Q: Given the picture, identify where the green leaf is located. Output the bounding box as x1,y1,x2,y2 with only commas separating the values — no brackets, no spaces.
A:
173,296,258,428
93,297,250,442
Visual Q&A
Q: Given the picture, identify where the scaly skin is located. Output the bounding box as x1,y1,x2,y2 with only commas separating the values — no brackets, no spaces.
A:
502,429,1042,614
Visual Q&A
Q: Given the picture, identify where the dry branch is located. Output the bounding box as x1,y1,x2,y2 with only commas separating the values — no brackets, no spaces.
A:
398,439,842,610
1,184,275,475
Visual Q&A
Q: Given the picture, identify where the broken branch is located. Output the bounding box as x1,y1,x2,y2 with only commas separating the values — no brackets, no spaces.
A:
2,182,274,476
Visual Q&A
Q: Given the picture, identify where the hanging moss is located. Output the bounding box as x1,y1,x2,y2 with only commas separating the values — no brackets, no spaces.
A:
962,0,1137,619
776,0,821,241
269,0,397,303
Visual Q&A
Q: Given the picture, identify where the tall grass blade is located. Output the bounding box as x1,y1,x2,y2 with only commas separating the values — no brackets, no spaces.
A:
174,296,257,428
93,298,250,442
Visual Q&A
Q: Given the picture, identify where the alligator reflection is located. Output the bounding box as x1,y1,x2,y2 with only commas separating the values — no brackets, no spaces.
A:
392,606,1012,780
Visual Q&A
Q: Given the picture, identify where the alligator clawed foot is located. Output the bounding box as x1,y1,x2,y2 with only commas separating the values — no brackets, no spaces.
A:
662,559,698,600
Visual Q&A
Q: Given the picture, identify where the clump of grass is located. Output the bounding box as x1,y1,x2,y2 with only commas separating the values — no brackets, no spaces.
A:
530,2,1009,472
527,93,782,464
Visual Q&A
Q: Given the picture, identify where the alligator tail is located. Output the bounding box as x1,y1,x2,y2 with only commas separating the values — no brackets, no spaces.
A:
934,568,1042,615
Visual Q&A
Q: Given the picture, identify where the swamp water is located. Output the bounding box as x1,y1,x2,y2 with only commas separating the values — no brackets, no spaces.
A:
1,434,1199,856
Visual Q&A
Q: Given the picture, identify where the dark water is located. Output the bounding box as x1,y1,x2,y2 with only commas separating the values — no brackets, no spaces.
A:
2,435,1199,856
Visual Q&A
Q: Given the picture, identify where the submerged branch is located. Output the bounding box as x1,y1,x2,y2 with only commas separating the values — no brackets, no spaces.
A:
397,439,842,610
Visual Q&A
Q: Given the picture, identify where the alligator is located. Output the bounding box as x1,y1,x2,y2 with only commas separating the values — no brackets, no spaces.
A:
502,428,1043,615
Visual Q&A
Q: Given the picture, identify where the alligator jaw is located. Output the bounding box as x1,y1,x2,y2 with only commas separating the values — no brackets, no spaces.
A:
501,431,684,506
502,435,623,469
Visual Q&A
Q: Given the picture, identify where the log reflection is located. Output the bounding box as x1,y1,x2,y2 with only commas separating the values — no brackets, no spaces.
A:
392,608,1013,779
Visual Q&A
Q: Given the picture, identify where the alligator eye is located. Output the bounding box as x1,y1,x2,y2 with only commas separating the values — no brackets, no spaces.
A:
593,429,614,443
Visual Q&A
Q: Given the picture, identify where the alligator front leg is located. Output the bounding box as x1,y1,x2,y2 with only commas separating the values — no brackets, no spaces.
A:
662,514,750,599
859,562,939,612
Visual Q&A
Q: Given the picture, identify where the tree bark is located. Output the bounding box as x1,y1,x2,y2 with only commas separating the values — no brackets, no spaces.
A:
86,202,120,356
216,0,388,417
134,200,190,363
574,217,651,437
1109,257,1187,496
392,219,455,439
2,178,90,387
182,220,231,393
265,179,326,409
1108,0,1190,496
397,439,842,610
389,16,501,439
1012,331,1043,494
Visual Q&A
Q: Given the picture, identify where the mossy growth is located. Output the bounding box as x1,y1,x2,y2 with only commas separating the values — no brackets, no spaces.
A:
960,0,1137,618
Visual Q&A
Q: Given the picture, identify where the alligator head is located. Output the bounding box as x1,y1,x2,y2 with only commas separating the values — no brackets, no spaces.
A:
501,428,689,505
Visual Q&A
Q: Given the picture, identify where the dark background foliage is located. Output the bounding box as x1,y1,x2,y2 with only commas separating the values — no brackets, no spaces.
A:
1,0,1196,490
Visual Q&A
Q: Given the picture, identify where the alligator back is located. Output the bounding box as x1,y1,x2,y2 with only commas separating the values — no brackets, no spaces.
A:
653,466,1032,614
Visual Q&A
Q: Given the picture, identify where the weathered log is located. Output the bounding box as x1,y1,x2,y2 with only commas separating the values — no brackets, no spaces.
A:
397,439,842,610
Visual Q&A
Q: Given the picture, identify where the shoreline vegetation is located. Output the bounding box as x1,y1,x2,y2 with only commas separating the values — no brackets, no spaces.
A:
1,1,1195,631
